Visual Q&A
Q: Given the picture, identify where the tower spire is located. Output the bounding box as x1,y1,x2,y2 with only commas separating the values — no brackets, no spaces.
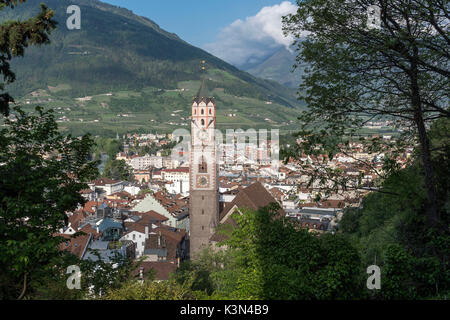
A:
194,60,212,103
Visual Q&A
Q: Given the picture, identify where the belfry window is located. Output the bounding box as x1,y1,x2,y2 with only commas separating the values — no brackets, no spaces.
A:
209,109,212,115
201,109,204,115
199,156,207,173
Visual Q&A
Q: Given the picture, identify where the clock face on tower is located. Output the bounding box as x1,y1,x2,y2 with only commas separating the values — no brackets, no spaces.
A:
196,175,210,188
197,129,208,142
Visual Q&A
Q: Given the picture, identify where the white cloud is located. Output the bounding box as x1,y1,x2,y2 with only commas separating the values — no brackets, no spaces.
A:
203,1,298,67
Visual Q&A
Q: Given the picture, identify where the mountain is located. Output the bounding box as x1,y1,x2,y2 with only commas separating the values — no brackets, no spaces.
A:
245,47,306,88
2,0,304,136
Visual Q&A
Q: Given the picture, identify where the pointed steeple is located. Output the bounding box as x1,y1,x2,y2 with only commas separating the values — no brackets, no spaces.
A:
193,60,214,104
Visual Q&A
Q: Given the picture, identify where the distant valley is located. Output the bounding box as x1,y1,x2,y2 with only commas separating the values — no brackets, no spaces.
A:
3,0,306,136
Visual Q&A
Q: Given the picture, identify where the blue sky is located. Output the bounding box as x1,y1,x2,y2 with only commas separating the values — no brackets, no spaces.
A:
103,1,297,67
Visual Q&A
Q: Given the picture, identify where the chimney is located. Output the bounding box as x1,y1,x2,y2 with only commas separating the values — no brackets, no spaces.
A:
145,225,149,240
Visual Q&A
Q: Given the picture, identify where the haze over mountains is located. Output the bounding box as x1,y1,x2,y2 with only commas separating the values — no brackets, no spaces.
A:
3,0,304,135
244,47,305,88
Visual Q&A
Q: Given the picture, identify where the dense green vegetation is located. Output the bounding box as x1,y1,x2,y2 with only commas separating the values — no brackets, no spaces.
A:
103,159,134,182
1,0,447,301
339,119,449,299
0,106,100,299
174,204,363,300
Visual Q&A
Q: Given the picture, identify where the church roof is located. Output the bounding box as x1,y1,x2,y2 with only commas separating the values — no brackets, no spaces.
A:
210,182,285,242
219,182,279,221
193,76,214,104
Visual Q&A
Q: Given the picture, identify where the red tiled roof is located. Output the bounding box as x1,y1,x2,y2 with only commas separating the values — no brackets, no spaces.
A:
92,178,121,186
68,212,86,231
79,224,101,239
162,168,189,173
83,200,102,214
219,181,281,221
138,210,169,222
58,233,91,258
211,182,284,242
134,262,177,281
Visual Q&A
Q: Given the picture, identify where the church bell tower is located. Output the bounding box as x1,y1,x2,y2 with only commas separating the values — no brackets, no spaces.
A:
189,64,219,259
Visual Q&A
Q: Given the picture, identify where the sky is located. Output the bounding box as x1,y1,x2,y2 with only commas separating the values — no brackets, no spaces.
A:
102,0,298,67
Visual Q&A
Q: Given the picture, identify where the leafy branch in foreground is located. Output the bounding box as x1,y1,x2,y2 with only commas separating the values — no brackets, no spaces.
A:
283,0,449,226
0,0,57,116
0,106,98,299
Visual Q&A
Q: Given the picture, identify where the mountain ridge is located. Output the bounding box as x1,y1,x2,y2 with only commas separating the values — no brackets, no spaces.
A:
5,0,299,106
245,47,306,88
2,0,305,136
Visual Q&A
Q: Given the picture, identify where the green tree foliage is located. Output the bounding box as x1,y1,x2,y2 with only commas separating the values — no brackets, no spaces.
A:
283,0,449,226
76,251,138,299
339,119,450,299
102,278,197,300
176,204,363,300
0,0,56,116
103,159,134,182
93,137,121,160
0,106,99,299
27,250,139,300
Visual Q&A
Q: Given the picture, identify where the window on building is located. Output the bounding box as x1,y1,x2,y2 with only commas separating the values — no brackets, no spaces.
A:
202,226,205,231
201,119,205,126
202,209,204,215
201,109,204,115
199,156,207,173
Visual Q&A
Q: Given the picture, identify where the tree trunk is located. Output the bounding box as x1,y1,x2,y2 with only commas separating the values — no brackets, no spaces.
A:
410,58,439,227
17,273,28,300
414,110,439,226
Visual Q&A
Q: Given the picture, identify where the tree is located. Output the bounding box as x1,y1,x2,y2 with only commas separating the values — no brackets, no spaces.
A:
103,159,135,182
76,250,138,299
338,125,450,299
283,0,449,227
0,0,57,116
102,278,197,300
0,106,99,300
177,204,363,300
